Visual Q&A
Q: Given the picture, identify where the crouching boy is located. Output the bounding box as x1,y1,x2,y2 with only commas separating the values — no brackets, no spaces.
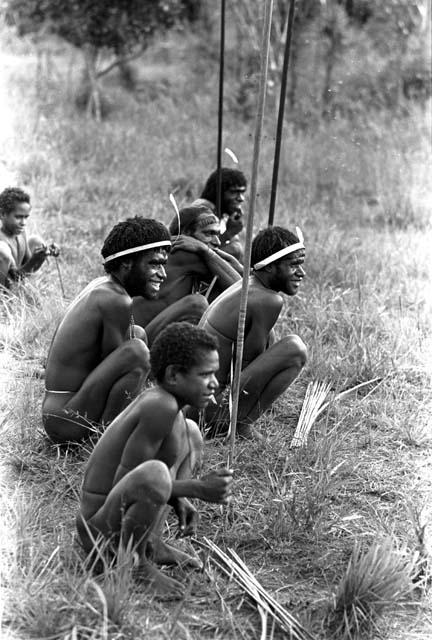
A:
76,322,233,598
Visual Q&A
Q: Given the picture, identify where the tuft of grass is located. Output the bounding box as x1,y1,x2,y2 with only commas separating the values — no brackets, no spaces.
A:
326,538,417,639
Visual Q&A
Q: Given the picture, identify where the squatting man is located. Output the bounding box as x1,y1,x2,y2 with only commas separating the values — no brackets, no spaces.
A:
77,322,233,598
43,217,171,443
199,225,307,440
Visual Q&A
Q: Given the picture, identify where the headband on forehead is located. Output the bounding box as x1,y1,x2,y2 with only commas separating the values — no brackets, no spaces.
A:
195,213,220,230
102,240,171,265
253,227,305,270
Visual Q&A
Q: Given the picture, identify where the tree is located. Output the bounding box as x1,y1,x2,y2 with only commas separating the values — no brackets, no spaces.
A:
6,0,190,119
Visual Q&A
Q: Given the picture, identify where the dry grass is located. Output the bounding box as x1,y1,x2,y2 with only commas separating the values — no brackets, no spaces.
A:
1,19,431,640
326,538,418,639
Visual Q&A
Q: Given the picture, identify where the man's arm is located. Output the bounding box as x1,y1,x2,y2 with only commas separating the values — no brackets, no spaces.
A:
19,247,48,275
0,245,12,287
171,236,240,289
242,297,282,367
214,247,243,274
171,469,233,503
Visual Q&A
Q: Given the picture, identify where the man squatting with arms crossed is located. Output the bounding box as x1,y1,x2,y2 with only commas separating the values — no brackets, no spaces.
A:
199,226,307,440
192,167,247,261
42,217,171,443
0,187,58,289
132,204,241,340
77,322,233,598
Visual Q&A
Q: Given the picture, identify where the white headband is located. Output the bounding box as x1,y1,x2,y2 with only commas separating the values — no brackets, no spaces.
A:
253,227,304,270
103,240,171,265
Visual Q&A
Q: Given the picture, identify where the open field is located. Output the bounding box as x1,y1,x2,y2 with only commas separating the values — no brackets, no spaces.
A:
1,23,432,640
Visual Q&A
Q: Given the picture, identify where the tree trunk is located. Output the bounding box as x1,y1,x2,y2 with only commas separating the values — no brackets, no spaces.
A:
83,44,101,121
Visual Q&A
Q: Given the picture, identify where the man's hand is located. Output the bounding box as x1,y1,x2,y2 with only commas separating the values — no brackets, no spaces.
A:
173,497,199,537
225,213,243,238
21,246,48,274
171,235,207,256
197,468,233,504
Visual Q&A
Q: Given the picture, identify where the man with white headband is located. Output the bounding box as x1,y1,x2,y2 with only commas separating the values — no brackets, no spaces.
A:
42,217,171,443
198,226,307,440
133,203,241,344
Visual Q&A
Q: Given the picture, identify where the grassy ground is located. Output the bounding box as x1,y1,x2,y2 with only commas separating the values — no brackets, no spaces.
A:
1,25,431,640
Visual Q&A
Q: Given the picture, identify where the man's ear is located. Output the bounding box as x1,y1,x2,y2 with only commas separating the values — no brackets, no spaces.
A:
165,364,182,385
119,258,133,273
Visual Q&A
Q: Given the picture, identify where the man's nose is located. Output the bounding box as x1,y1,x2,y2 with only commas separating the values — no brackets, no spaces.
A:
237,192,245,202
297,265,305,278
157,265,166,280
209,374,219,390
212,236,221,248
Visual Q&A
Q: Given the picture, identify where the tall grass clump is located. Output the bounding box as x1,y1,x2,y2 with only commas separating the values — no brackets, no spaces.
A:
326,538,417,639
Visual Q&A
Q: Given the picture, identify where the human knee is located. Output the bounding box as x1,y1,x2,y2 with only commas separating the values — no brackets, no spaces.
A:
27,234,45,252
134,460,172,504
123,338,150,371
125,324,148,344
183,294,208,320
280,335,307,368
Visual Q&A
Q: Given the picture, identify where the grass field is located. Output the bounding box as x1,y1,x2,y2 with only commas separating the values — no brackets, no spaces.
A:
1,23,431,640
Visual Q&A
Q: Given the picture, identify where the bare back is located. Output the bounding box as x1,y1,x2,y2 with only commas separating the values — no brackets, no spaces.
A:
45,277,133,392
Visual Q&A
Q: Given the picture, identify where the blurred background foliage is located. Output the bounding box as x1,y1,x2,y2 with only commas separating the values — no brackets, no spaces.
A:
2,0,430,123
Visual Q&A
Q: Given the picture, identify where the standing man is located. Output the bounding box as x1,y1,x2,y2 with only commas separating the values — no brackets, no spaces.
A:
0,187,53,289
77,322,233,598
43,217,171,444
199,226,307,440
192,167,247,261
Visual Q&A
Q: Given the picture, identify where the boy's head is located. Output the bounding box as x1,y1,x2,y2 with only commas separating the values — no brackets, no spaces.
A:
101,217,171,298
251,226,305,296
169,205,221,248
0,188,31,236
150,323,219,408
200,168,247,218
151,322,219,382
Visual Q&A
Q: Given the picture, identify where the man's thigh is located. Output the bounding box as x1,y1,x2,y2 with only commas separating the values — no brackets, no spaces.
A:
240,339,291,394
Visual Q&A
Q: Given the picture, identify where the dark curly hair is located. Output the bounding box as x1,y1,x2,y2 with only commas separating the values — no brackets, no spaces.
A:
168,204,216,236
150,321,219,383
251,226,301,267
0,187,30,216
200,168,247,205
101,217,170,273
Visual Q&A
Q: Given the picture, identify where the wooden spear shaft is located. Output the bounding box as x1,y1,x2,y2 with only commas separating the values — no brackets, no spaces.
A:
228,0,274,467
268,0,296,226
216,0,226,218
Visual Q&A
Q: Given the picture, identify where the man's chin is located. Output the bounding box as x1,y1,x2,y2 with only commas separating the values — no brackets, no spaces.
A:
143,289,159,300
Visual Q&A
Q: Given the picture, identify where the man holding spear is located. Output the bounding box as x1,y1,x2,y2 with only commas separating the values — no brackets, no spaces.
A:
199,226,307,440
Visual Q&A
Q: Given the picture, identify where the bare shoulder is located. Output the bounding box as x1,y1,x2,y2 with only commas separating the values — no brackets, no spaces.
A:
137,386,179,422
68,277,130,319
248,285,283,311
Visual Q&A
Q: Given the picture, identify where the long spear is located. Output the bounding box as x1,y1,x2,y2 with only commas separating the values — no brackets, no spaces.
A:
228,0,274,467
216,0,226,218
268,0,296,226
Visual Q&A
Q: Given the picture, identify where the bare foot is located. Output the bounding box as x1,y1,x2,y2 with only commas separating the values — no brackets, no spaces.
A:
233,423,264,441
149,538,202,569
133,559,184,599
